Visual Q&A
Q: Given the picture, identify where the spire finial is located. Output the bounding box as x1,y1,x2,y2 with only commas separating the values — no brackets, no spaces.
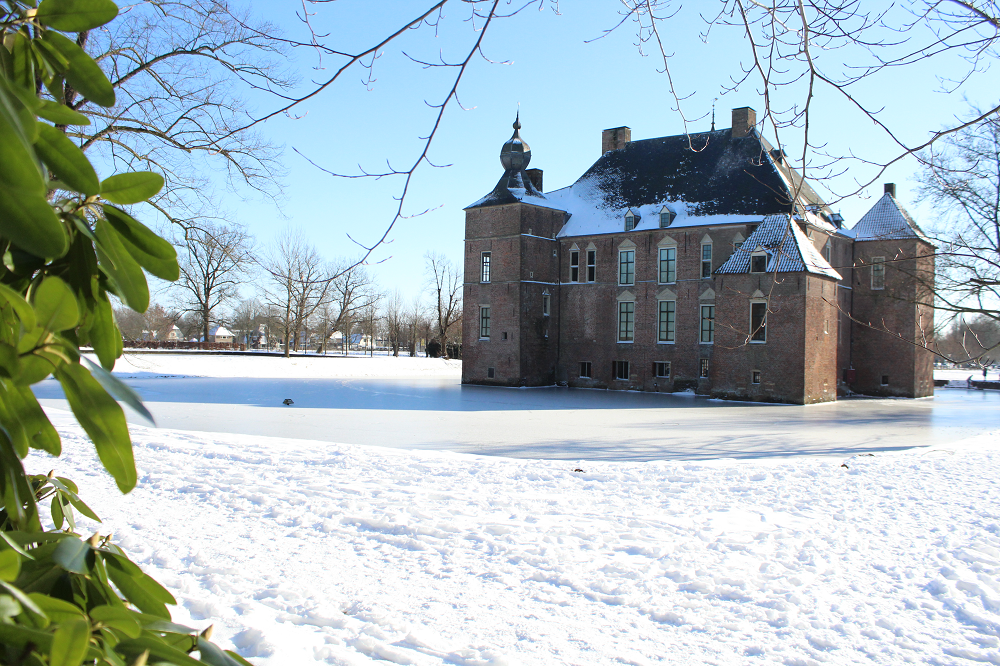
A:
711,98,717,131
513,110,521,131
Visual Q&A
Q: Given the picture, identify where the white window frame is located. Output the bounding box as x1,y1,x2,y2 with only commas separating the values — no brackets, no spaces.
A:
751,370,761,384
699,358,710,379
569,250,580,282
479,306,491,340
871,256,885,290
750,252,767,274
542,293,551,317
750,301,767,343
481,251,491,283
587,250,597,282
655,361,671,378
618,301,635,342
657,300,675,343
625,213,636,232
700,304,715,344
614,360,630,381
658,247,676,284
701,243,713,278
579,361,592,378
824,240,832,263
618,249,635,286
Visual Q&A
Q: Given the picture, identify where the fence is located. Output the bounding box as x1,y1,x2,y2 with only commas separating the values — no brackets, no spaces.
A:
121,340,246,351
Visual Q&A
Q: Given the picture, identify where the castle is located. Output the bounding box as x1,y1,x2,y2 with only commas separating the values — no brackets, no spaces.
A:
461,107,935,404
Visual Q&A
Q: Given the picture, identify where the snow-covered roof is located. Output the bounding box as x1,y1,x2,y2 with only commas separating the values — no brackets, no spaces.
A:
210,326,233,337
851,193,932,244
717,214,842,279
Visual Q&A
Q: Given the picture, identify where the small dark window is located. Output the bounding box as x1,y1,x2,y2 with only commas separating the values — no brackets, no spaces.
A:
752,370,761,384
479,306,491,339
625,213,635,231
542,294,551,316
487,367,495,379
587,250,596,282
751,254,767,273
481,252,491,283
750,302,767,342
502,331,508,340
701,244,713,278
615,360,630,380
699,358,710,378
570,250,580,282
655,362,671,378
580,362,592,378
881,375,889,386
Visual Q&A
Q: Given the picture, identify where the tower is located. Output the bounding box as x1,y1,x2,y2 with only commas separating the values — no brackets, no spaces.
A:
461,116,566,386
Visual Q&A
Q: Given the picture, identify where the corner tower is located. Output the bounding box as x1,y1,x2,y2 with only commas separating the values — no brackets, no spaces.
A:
461,115,567,386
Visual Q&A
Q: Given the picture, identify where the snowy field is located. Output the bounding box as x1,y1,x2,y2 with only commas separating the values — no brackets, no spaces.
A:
27,354,1000,664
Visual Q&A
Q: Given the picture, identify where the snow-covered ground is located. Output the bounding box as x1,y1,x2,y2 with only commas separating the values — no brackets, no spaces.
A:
33,411,1000,665
26,354,1000,664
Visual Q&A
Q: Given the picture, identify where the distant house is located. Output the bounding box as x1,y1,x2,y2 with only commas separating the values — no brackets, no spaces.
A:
208,326,234,344
166,325,183,342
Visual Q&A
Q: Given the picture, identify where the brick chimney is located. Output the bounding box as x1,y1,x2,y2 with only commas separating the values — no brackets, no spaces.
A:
525,168,543,192
602,126,631,154
884,183,896,198
731,107,756,138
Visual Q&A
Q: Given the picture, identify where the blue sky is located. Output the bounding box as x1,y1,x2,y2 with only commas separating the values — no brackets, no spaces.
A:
207,1,998,303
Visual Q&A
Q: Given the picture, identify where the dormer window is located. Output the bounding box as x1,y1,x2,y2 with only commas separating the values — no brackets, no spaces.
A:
751,251,768,273
659,206,676,228
624,211,637,231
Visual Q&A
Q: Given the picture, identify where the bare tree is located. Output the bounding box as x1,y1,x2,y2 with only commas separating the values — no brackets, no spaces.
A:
113,305,147,341
425,252,462,357
230,298,263,348
382,290,407,357
261,230,333,356
176,224,253,343
67,1,292,228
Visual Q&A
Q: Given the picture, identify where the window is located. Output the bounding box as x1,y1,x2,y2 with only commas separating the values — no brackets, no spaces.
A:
657,300,675,343
751,370,761,384
871,256,885,290
659,207,675,228
733,240,744,253
655,362,671,378
615,360,630,380
881,375,889,386
625,213,636,231
587,250,596,282
701,243,713,278
479,306,491,339
658,247,676,283
570,250,580,282
699,358,710,378
542,293,551,316
700,305,715,343
750,302,767,343
618,301,635,342
481,252,491,283
487,367,496,379
502,331,508,340
751,253,767,273
579,362,592,378
619,250,635,285
824,241,832,263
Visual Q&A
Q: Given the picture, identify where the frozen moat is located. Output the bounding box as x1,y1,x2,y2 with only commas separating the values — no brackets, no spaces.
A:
34,369,998,461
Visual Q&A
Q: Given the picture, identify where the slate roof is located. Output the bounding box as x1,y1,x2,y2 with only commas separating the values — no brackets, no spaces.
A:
852,193,933,244
717,214,842,279
466,168,561,210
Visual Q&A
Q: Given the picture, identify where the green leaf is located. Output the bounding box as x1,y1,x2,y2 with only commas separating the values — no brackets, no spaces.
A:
27,593,86,624
0,343,18,378
35,98,90,126
95,218,149,313
37,0,119,32
0,282,36,330
90,605,142,639
0,530,34,559
87,293,119,370
0,594,21,620
0,549,21,582
0,621,54,651
42,31,115,108
32,275,80,332
102,205,175,261
115,637,204,666
50,618,90,666
53,536,91,574
100,172,164,205
11,32,34,91
0,80,69,259
50,478,100,521
225,650,256,666
104,558,172,619
82,356,154,425
0,383,61,455
35,123,100,195
54,363,136,493
0,429,41,531
51,493,66,529
118,233,181,283
197,637,244,666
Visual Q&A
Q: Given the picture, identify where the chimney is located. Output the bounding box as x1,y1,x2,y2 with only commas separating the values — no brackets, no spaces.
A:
525,168,543,192
731,107,756,138
884,183,896,198
602,126,631,154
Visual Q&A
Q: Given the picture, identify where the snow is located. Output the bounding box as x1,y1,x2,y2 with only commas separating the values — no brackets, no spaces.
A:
24,355,1000,664
31,410,1000,665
